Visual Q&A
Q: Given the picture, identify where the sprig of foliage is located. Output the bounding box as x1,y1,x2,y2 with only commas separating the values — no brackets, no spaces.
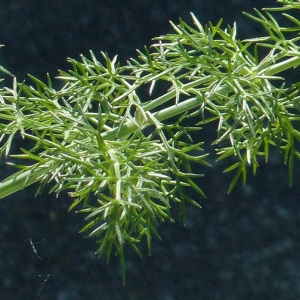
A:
1,0,300,282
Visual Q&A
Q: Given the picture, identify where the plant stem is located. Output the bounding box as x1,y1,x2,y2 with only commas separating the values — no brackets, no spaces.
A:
0,165,49,199
264,55,300,76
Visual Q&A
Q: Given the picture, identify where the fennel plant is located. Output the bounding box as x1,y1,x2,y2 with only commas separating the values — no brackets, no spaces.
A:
1,0,300,282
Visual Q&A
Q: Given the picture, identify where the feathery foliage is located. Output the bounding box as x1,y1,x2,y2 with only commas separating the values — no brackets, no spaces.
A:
1,0,300,282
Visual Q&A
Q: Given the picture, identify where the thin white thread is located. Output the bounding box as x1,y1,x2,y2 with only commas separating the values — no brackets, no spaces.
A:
29,238,45,259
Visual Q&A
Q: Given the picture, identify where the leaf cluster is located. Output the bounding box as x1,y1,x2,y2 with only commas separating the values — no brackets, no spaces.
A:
1,0,300,282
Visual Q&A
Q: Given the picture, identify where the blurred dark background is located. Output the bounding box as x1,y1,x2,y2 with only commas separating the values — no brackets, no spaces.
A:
1,0,300,299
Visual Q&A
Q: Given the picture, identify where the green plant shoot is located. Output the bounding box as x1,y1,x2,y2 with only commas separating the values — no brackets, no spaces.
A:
1,0,300,283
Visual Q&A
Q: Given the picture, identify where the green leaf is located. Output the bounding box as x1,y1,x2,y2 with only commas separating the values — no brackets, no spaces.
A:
1,0,300,283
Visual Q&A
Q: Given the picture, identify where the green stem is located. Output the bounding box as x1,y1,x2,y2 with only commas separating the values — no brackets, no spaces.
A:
142,77,211,112
103,96,202,140
0,166,49,199
264,55,300,76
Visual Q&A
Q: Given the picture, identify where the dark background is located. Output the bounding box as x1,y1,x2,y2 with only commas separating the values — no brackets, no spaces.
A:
1,1,300,299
